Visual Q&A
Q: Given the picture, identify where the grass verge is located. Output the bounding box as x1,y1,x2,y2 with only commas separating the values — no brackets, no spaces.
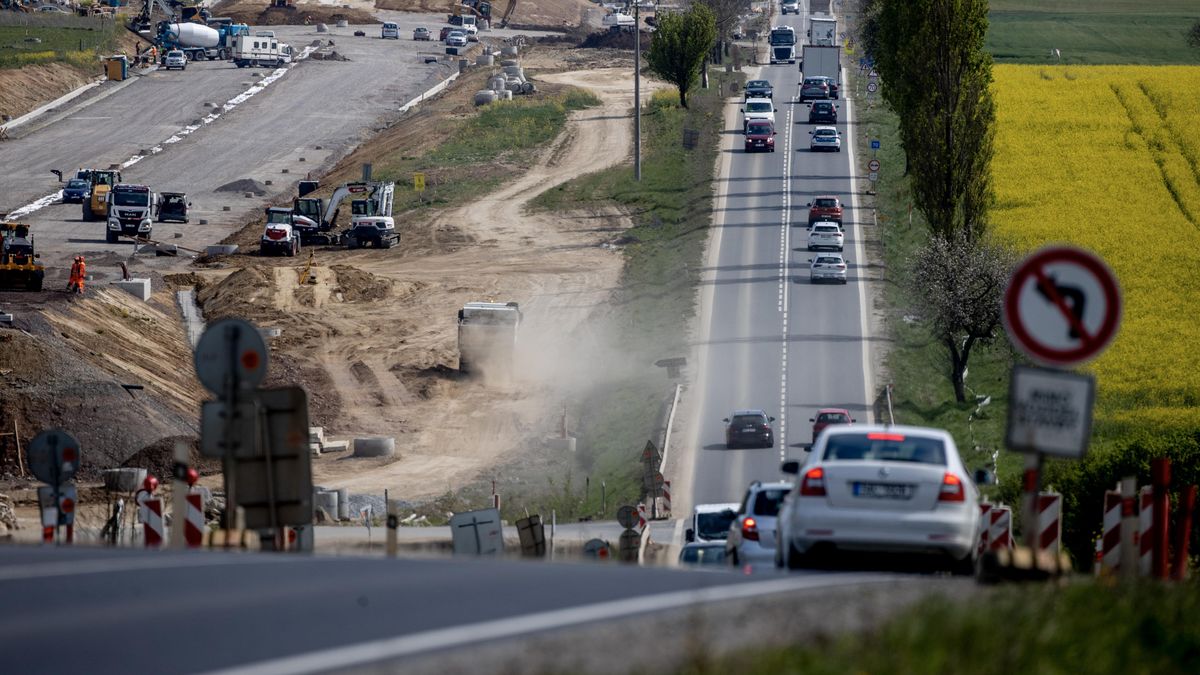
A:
704,580,1200,674
524,72,739,520
0,14,122,70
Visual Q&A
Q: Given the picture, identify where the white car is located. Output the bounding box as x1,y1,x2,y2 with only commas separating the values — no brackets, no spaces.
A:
685,503,740,544
163,50,187,71
781,0,799,14
809,252,848,284
810,126,842,152
725,481,791,566
776,424,983,574
741,97,776,131
807,222,844,251
381,22,400,39
446,31,468,47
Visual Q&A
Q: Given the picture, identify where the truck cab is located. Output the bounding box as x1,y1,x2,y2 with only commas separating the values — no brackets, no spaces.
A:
457,301,522,377
261,207,301,256
106,183,155,242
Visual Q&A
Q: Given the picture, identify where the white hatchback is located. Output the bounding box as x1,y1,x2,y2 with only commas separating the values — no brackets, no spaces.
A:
741,97,776,131
808,252,848,284
776,425,983,573
809,126,842,152
807,222,844,251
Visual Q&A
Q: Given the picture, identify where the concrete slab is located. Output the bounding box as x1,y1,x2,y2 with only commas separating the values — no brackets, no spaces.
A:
111,278,151,301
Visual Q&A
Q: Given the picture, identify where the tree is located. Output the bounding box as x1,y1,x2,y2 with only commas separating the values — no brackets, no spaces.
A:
645,4,717,108
696,0,750,63
908,231,1014,402
874,0,995,242
1188,20,1200,50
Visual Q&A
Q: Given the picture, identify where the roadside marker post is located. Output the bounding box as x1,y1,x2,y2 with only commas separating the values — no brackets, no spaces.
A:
1100,490,1122,573
1139,486,1155,576
1119,476,1139,580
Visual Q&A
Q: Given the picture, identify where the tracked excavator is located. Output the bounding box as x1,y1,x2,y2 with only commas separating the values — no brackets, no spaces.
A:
290,180,396,246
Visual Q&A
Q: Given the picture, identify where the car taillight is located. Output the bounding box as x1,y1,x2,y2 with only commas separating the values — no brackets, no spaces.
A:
836,264,845,270
800,467,826,496
742,516,759,541
939,473,965,502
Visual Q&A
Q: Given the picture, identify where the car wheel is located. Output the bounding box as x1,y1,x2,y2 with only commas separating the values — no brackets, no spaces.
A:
726,442,737,450
951,553,978,576
105,230,118,243
730,549,740,566
786,539,806,570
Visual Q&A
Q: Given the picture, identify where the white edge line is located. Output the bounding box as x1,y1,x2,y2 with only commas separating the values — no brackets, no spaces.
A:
843,68,875,424
202,573,902,675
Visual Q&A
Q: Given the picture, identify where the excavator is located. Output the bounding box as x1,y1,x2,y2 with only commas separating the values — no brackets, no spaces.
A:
0,222,45,292
290,180,395,246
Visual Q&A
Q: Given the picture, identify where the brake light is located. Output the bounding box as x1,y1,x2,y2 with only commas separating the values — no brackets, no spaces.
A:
939,473,965,502
800,467,826,496
742,516,759,541
868,432,905,441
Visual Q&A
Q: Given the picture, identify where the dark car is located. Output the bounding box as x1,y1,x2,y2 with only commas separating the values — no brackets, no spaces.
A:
744,79,774,100
439,26,453,41
678,542,728,567
806,195,843,225
61,178,91,204
724,409,775,449
799,76,838,102
744,120,776,153
155,192,190,223
809,408,855,443
808,100,838,124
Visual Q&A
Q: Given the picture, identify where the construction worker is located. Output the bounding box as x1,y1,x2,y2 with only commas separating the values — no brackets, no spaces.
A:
67,255,86,295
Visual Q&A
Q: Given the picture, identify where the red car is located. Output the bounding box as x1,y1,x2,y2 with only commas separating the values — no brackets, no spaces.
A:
744,120,776,153
810,408,854,443
439,26,453,41
806,195,843,225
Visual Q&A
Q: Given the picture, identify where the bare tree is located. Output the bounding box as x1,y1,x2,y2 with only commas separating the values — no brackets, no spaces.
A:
908,231,1014,402
696,0,750,62
1188,20,1200,50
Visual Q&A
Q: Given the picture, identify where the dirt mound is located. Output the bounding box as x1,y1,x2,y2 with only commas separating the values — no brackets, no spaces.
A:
215,179,268,196
121,435,221,478
332,265,391,302
213,0,380,26
579,29,636,50
197,266,273,318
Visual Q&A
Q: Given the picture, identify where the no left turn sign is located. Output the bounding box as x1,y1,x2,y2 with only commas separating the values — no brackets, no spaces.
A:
1003,246,1122,367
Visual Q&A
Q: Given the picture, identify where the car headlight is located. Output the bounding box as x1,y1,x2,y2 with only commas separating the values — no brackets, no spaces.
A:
107,219,120,229
140,219,152,230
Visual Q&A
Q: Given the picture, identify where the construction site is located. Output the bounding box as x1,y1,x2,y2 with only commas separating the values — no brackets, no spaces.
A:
0,0,667,544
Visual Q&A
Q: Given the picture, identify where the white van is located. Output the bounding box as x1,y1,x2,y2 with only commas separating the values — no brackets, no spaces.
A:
381,22,399,39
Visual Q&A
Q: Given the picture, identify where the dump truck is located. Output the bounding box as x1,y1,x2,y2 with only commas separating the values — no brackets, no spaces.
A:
82,169,122,221
106,183,156,242
0,222,45,291
457,301,521,376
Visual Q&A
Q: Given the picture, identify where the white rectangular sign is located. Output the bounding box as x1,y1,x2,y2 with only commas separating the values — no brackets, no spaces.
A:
1006,365,1095,459
450,508,504,556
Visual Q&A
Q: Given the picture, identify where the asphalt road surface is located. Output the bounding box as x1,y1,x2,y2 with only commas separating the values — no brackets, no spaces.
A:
0,545,908,674
687,1,872,509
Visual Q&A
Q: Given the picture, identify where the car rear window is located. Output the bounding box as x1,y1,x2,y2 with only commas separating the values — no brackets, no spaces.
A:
815,129,837,137
747,124,772,134
824,432,947,465
745,102,772,112
813,198,838,207
751,488,787,517
732,414,765,426
696,510,737,539
680,545,726,563
818,411,849,422
813,224,839,234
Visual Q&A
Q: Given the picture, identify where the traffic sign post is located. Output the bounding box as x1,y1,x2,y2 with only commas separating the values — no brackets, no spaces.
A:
1002,245,1122,561
867,158,880,173
28,429,81,545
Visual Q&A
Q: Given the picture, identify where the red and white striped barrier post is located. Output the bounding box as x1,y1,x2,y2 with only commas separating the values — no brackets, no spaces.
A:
987,505,1013,551
1100,490,1122,573
142,498,164,548
636,503,648,533
184,493,205,548
1036,492,1062,554
977,503,992,555
659,480,672,519
1139,485,1154,577
1151,459,1171,579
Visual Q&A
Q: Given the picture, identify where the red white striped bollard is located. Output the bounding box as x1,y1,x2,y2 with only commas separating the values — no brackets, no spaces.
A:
184,493,205,548
636,503,647,533
1139,486,1154,576
977,503,993,555
142,498,164,548
1036,492,1062,553
988,505,1013,551
660,480,671,519
1101,490,1122,572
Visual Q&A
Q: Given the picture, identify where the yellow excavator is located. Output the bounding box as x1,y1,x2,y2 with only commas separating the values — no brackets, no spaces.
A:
0,222,45,291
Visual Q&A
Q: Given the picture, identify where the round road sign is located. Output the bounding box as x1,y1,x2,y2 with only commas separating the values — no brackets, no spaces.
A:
194,318,269,395
867,158,880,172
616,505,638,530
866,81,879,93
27,429,81,485
582,538,610,559
1003,246,1122,367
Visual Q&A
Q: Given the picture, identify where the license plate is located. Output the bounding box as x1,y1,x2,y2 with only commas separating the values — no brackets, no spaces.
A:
852,482,914,499
742,426,756,432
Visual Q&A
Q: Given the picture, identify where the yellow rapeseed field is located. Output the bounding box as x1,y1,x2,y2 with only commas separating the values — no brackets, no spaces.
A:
992,65,1200,435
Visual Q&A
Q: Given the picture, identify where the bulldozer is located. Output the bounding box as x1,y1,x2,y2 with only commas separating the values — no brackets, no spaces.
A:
0,222,46,292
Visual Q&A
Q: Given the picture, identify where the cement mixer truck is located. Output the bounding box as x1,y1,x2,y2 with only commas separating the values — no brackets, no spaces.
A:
156,20,249,61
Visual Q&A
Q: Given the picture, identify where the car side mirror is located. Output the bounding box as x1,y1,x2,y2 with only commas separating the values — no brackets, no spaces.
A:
685,528,695,543
806,202,812,207
808,417,815,422
781,460,800,475
773,131,777,136
722,417,730,423
769,416,776,422
974,469,995,486
850,418,857,423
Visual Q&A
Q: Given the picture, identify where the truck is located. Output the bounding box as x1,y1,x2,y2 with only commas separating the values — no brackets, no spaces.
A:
769,25,797,64
290,180,391,245
0,222,45,291
261,207,302,256
602,11,635,29
82,169,122,221
156,21,249,61
105,183,156,242
231,33,293,68
807,16,837,47
800,45,842,96
457,301,522,377
344,182,398,249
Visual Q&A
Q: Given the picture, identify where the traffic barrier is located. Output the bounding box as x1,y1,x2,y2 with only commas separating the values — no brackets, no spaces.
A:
636,503,648,533
1139,486,1154,576
1101,490,1122,572
1036,492,1062,553
142,497,164,548
660,480,672,519
184,493,204,548
977,503,992,555
987,505,1013,551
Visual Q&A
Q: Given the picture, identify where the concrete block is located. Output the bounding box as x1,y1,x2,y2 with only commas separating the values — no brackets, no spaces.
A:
322,440,350,453
103,467,147,492
111,278,151,301
155,243,178,256
206,244,239,256
314,490,338,518
309,443,322,457
309,426,325,444
0,313,12,324
262,327,282,338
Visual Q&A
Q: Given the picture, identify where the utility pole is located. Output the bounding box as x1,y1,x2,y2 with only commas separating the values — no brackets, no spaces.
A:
634,2,642,182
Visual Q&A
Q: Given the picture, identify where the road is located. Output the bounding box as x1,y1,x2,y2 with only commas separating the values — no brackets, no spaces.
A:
0,545,925,675
312,519,677,550
684,1,873,511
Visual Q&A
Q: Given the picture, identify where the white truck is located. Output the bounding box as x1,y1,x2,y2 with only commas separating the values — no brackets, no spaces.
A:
769,25,797,64
105,184,155,243
457,301,521,377
801,44,842,94
808,16,838,46
232,33,293,68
